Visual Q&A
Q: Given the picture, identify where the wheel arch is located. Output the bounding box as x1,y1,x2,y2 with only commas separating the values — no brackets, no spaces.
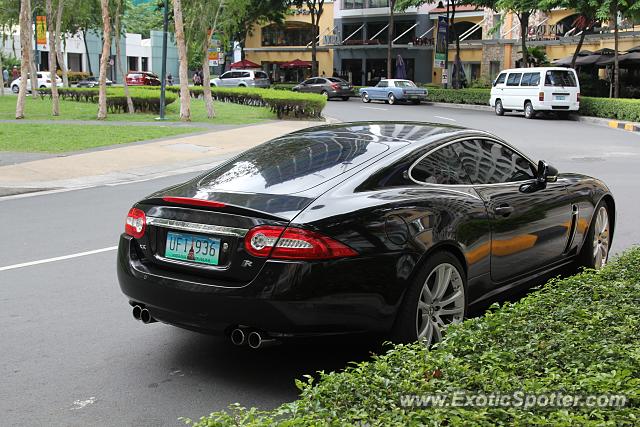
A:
600,193,616,244
415,241,469,281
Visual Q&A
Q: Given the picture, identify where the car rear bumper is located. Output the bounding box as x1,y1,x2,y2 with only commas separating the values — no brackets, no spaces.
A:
328,89,355,97
117,234,400,336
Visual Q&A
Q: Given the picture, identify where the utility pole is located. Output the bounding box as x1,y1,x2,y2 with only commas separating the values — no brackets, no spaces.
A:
158,0,169,120
33,10,38,71
444,1,449,89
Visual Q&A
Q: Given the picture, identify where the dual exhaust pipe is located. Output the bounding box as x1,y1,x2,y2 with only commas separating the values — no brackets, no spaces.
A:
132,304,157,324
230,327,279,349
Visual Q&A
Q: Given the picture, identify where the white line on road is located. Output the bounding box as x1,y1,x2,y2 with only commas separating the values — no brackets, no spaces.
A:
362,106,389,111
0,246,118,272
434,115,457,122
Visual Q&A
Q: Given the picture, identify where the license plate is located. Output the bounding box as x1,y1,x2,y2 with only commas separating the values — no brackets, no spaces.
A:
555,95,566,100
165,231,220,265
409,95,418,99
341,85,349,89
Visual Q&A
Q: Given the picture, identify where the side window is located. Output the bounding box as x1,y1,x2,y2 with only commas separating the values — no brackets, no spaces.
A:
520,73,532,86
494,73,506,85
255,71,268,79
453,139,536,184
506,73,522,86
240,71,251,78
377,80,388,88
529,73,540,86
220,72,231,79
410,145,471,185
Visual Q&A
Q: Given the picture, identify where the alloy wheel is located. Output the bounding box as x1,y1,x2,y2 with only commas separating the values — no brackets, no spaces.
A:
495,100,504,116
524,102,534,119
388,93,396,105
416,263,465,345
592,206,610,269
361,93,370,103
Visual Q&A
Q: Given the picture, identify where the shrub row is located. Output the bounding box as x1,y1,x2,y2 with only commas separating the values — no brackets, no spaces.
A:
580,97,640,122
37,87,177,113
56,71,91,84
164,86,326,119
426,87,491,105
186,248,640,426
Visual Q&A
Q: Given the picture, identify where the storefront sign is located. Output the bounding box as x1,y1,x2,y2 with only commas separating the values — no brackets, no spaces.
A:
435,16,448,68
36,16,47,46
209,33,223,66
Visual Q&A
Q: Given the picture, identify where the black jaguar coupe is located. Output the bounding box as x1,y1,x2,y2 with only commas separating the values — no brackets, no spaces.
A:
117,122,614,348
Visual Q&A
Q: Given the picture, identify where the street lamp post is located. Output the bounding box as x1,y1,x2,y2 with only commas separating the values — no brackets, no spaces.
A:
158,0,169,120
436,1,450,89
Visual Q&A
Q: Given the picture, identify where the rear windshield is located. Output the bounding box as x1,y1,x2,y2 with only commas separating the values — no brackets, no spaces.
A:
394,80,416,87
545,70,576,87
328,77,346,83
197,135,389,194
254,71,268,79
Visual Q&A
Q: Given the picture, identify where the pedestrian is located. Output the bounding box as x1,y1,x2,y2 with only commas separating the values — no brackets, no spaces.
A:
2,68,8,86
193,72,201,86
167,73,173,86
332,68,338,77
321,70,326,77
12,66,19,80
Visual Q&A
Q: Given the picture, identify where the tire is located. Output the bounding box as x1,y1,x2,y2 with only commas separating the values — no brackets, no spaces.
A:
342,96,349,101
495,99,504,116
39,85,46,89
391,251,467,345
524,101,535,119
557,111,570,120
577,201,611,270
412,100,420,105
12,85,19,94
387,93,396,105
361,92,370,103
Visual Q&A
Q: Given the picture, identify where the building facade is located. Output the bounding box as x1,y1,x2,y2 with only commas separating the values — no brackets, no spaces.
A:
1,28,179,83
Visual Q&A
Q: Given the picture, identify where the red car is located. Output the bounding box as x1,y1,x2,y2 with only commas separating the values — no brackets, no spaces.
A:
126,71,161,86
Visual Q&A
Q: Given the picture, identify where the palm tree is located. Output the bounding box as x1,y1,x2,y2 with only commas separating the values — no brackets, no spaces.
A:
114,0,134,113
16,0,32,119
97,0,111,120
200,0,224,119
46,0,60,116
173,0,191,121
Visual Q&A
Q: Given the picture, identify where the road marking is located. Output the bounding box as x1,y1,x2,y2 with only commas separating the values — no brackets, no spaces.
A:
71,397,97,410
434,115,457,122
362,106,388,111
0,246,118,272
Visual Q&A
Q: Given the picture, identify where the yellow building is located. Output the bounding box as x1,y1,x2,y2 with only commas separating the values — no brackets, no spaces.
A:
244,3,335,82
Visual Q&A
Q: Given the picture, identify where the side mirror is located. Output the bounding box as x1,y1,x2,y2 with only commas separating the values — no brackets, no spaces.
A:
537,160,558,183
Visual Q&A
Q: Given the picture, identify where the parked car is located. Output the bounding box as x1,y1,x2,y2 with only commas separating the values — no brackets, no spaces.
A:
126,71,161,86
359,79,428,105
10,71,62,93
490,67,580,119
210,70,270,88
76,76,112,88
117,122,614,348
292,77,354,100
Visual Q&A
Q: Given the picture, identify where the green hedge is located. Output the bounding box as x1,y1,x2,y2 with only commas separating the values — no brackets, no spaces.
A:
37,87,177,113
426,88,491,105
580,97,640,122
165,86,326,119
186,248,640,426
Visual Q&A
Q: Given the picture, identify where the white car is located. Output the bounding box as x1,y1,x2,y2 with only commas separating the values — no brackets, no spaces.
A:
490,67,580,119
210,70,270,88
11,71,63,93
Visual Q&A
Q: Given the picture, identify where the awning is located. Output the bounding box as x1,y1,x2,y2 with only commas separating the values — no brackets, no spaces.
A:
280,59,312,69
229,59,260,69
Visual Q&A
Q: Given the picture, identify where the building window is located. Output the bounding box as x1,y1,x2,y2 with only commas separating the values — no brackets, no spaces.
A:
394,22,416,44
342,23,364,44
261,22,316,47
141,57,149,71
490,61,501,80
368,22,389,44
492,14,502,39
450,21,481,42
343,0,388,9
128,56,139,71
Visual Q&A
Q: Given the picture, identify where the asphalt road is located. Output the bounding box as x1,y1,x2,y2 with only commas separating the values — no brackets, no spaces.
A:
1,100,639,426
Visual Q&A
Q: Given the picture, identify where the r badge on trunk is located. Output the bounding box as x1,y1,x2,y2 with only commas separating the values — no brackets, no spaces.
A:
241,260,253,268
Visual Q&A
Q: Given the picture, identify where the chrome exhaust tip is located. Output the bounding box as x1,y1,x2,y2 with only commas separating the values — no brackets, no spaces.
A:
140,308,156,324
247,331,278,349
132,305,142,321
230,328,246,346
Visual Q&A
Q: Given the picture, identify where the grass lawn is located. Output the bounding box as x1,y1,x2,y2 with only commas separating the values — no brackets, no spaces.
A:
0,123,203,153
0,96,276,124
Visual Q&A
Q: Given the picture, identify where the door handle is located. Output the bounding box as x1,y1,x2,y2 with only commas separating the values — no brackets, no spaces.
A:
494,204,514,217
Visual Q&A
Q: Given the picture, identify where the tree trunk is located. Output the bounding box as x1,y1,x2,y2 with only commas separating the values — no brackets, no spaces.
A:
612,7,619,98
97,0,111,120
16,0,32,119
54,0,68,87
519,12,530,68
29,12,38,99
114,0,134,113
46,0,59,116
0,55,4,96
570,28,586,69
387,0,394,78
173,0,191,121
82,29,93,75
202,30,215,118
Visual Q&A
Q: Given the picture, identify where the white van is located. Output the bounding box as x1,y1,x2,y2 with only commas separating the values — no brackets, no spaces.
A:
490,67,580,119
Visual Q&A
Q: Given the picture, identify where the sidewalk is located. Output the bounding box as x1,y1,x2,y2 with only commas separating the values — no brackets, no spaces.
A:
0,120,320,195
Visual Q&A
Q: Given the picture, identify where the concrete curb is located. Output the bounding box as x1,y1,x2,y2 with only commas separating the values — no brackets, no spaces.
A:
427,102,493,112
572,115,640,133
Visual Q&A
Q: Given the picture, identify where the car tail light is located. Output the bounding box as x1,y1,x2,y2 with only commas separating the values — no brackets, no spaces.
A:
125,208,146,239
539,92,544,101
162,196,226,209
331,83,340,90
577,92,580,102
244,226,358,260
